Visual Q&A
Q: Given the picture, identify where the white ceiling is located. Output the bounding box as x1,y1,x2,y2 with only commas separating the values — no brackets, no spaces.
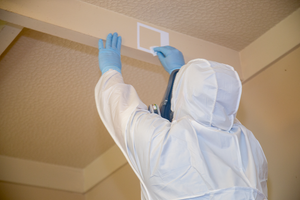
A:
82,0,300,50
0,0,299,169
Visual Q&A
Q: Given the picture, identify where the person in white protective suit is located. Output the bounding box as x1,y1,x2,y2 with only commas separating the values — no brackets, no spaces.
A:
95,32,268,200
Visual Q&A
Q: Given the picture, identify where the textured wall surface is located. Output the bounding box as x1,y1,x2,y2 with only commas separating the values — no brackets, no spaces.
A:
81,0,300,50
0,28,168,168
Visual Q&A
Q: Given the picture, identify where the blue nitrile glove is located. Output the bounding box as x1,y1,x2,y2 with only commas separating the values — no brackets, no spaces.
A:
153,46,185,74
98,32,122,74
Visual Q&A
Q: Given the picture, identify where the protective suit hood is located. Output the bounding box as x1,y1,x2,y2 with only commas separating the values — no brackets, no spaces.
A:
171,59,242,131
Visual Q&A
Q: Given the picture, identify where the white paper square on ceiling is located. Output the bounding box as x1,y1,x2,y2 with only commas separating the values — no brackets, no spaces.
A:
137,22,169,56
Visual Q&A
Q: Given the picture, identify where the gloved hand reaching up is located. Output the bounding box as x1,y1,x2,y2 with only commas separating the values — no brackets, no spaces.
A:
154,46,185,74
98,32,122,74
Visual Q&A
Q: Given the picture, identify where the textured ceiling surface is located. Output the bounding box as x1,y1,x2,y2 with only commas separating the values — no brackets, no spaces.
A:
81,0,300,50
0,29,168,168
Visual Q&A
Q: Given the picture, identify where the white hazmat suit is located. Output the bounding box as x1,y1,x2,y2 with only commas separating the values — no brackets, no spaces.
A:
95,59,268,200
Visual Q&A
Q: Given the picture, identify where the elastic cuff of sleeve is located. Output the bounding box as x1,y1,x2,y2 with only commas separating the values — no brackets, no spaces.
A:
101,66,121,74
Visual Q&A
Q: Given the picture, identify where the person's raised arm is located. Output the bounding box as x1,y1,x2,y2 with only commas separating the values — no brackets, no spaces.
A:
95,32,148,153
154,46,185,74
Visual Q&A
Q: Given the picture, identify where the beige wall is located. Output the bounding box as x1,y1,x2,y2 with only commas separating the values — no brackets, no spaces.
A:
237,45,300,200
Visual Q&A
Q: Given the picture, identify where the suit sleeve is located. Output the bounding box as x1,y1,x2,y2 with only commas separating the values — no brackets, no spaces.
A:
95,69,148,156
95,69,171,198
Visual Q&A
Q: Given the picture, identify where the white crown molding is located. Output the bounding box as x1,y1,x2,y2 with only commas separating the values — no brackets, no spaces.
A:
0,21,23,56
83,145,127,192
0,155,84,192
0,145,127,193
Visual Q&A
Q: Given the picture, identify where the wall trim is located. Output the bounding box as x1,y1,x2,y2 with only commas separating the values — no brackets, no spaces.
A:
0,155,84,192
83,145,127,192
0,145,127,193
0,21,23,56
